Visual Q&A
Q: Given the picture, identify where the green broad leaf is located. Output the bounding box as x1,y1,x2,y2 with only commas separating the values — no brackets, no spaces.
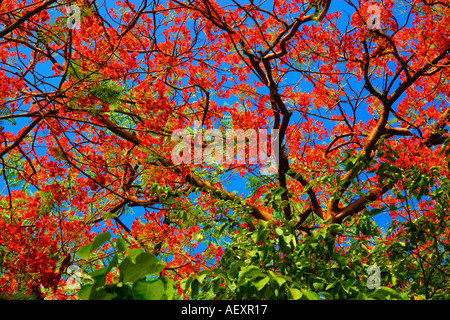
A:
103,283,119,294
312,278,326,290
253,276,270,291
343,157,356,172
227,260,245,275
340,279,353,293
289,287,302,300
90,254,119,285
256,228,270,243
367,208,384,216
195,270,211,283
127,248,144,262
352,161,364,175
259,219,270,228
237,266,264,285
160,276,174,300
328,223,344,234
355,292,367,300
76,232,111,260
78,284,94,300
90,267,109,284
75,244,92,261
212,278,223,295
367,286,406,300
79,283,117,300
218,223,228,236
180,276,193,293
133,279,165,300
319,291,333,300
272,187,286,197
267,270,289,288
301,291,321,300
191,279,200,297
90,231,112,252
115,237,128,253
325,279,339,291
274,228,284,237
271,275,288,288
89,288,117,300
446,146,450,157
439,138,450,155
119,252,165,284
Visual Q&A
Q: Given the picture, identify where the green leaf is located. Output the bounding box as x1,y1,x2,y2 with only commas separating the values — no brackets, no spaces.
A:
301,291,321,300
328,223,344,234
439,137,450,155
272,187,286,197
237,266,264,285
191,279,200,297
256,228,270,243
367,208,384,216
75,244,92,261
90,288,118,300
253,276,270,291
274,228,284,237
78,284,94,300
127,248,144,262
289,287,302,300
268,271,288,288
119,252,165,283
90,267,109,284
367,286,406,300
90,254,119,286
312,278,326,291
160,276,174,300
355,292,367,300
115,237,128,253
325,279,339,291
340,279,353,294
181,276,193,293
80,283,117,300
196,270,210,283
319,291,333,300
76,232,111,260
133,279,165,300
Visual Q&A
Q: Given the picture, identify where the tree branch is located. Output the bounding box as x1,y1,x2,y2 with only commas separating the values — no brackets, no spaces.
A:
0,0,58,39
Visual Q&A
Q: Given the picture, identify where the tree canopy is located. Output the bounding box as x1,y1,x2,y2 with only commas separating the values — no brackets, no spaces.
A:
0,0,450,300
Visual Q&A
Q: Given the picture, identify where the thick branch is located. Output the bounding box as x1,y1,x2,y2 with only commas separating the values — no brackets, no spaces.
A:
0,0,58,39
263,0,331,61
333,184,390,224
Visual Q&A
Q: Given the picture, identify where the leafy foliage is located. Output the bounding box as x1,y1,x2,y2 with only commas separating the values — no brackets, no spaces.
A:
76,232,173,300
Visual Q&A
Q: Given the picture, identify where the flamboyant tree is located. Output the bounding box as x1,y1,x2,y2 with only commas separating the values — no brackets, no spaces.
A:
0,0,449,300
